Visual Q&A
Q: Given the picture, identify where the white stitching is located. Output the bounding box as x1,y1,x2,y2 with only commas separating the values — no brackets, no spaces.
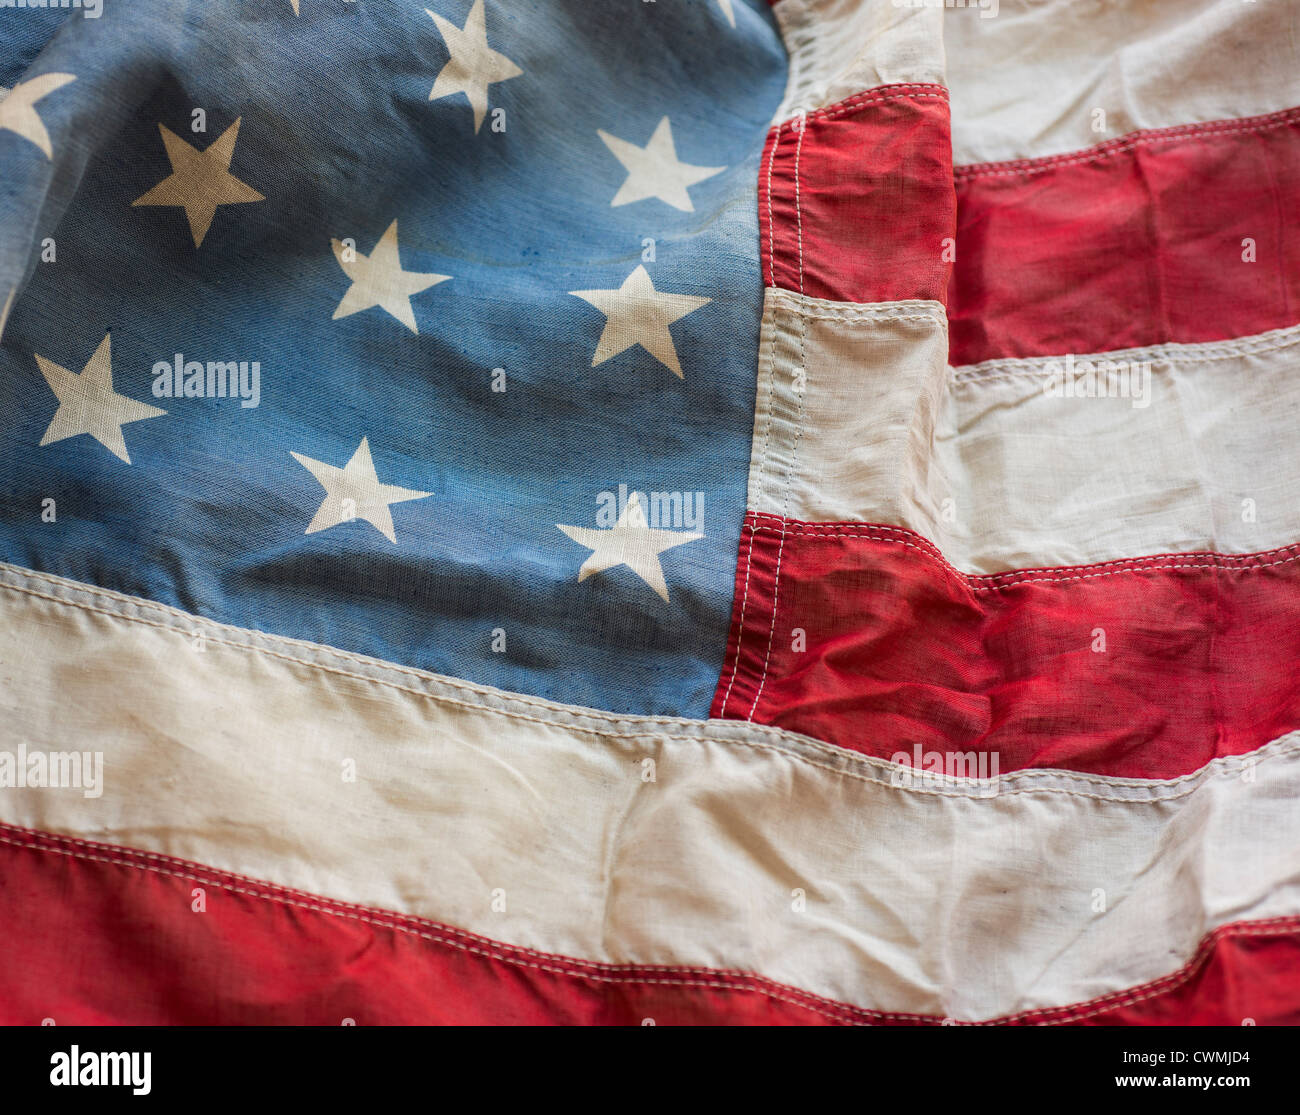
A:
717,521,757,718
5,564,1298,802
748,113,808,722
0,826,868,1025
721,123,789,719
954,105,1300,181
952,322,1300,380
743,516,1300,592
981,917,1300,1025
789,85,948,126
7,823,1298,1025
763,121,780,288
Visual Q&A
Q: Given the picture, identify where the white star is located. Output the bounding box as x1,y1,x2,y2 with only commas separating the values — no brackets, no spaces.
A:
291,436,431,543
131,118,265,247
570,265,711,379
0,73,76,159
426,0,523,133
598,116,724,212
558,492,703,603
331,220,449,334
290,0,300,12
717,0,736,27
35,334,166,464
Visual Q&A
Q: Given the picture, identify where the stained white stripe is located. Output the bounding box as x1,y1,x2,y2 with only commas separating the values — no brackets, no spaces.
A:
2,563,1298,1020
773,0,1298,170
749,287,1300,571
770,0,944,123
945,0,1300,166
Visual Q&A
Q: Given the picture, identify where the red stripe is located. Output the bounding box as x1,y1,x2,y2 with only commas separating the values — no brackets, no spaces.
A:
712,513,1300,779
0,824,854,1026
762,88,1300,362
3,823,1298,1025
760,85,953,304
950,108,1300,365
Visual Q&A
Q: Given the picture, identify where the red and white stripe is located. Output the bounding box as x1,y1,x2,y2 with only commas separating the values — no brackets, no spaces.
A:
3,0,1298,1025
709,0,1300,1020
4,563,1300,1025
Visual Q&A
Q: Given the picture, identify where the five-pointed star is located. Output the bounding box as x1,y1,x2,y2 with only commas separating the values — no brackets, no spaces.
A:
0,73,76,159
717,0,736,27
558,492,702,604
426,0,523,133
598,116,725,212
290,0,300,12
331,220,450,334
132,118,265,247
34,334,166,464
291,437,432,543
570,265,711,378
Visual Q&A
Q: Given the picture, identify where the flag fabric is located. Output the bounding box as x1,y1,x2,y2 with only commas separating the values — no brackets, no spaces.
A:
0,0,1297,1026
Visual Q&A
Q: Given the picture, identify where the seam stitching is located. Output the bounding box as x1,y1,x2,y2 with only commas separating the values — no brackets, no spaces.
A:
747,112,807,721
6,823,1297,1025
0,565,735,734
716,521,756,718
768,291,949,325
951,324,1300,379
744,515,1300,589
799,85,949,125
954,105,1300,181
721,120,788,718
0,824,864,1025
5,569,1298,801
987,917,1300,1025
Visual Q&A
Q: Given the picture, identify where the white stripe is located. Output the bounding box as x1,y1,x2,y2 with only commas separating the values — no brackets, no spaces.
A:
774,0,1298,166
749,287,1300,571
2,562,1298,1020
770,0,944,123
946,0,1300,166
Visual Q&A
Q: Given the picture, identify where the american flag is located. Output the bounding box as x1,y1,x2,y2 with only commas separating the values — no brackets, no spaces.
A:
0,0,1297,1027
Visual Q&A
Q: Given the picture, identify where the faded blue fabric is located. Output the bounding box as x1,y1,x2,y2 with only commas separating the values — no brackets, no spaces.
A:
0,0,786,716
